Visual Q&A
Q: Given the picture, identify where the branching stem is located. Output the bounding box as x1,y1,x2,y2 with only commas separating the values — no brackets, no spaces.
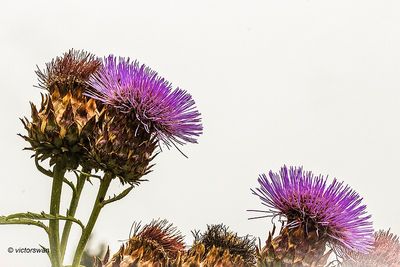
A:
71,172,113,267
60,168,90,262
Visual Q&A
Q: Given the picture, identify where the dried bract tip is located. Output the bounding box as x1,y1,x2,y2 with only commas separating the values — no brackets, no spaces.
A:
36,49,101,97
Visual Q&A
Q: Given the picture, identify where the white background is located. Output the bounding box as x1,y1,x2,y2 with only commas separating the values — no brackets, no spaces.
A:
1,1,399,266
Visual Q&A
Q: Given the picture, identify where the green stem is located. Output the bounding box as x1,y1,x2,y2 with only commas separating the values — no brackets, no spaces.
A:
71,172,113,267
49,163,66,267
60,168,90,263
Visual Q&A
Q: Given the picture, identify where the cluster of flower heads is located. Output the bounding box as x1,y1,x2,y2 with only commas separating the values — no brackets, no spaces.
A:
22,49,202,182
96,221,256,267
95,217,399,267
19,50,399,267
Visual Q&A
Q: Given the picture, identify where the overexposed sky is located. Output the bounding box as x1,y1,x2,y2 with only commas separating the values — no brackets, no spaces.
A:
1,1,400,266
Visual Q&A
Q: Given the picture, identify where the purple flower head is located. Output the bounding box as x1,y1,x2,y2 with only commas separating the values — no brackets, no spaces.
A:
251,166,374,254
86,55,202,145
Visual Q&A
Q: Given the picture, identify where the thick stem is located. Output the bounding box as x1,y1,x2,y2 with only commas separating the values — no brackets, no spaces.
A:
60,168,90,263
49,163,66,267
71,172,113,267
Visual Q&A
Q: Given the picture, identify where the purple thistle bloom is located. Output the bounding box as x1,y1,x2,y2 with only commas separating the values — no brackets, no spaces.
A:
251,165,374,254
86,55,202,145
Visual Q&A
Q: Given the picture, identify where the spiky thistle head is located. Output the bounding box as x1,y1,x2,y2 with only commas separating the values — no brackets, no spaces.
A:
82,110,158,185
186,224,256,266
134,219,186,258
36,49,101,97
21,50,102,168
251,166,374,254
341,230,400,267
103,219,185,266
86,55,202,146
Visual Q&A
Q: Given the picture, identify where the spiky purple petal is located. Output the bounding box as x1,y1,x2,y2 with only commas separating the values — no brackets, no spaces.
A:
86,55,202,145
251,166,374,253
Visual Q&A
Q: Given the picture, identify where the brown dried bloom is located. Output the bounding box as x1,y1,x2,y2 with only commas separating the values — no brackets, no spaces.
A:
185,224,256,267
20,49,102,168
100,219,185,267
341,230,400,267
36,49,101,97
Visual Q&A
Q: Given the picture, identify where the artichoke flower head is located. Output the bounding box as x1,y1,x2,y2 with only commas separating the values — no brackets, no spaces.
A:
97,219,185,267
20,49,102,169
251,166,374,267
83,55,202,184
185,224,256,267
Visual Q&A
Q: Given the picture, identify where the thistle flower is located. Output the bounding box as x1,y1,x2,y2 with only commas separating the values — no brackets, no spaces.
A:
86,55,202,146
251,166,373,266
99,219,185,267
73,55,201,266
186,224,256,266
341,230,400,267
20,49,102,168
82,55,202,184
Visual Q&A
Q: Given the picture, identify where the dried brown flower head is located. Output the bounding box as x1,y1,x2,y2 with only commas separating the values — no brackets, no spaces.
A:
36,49,101,97
186,224,256,266
102,219,185,267
20,49,102,168
341,230,400,267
